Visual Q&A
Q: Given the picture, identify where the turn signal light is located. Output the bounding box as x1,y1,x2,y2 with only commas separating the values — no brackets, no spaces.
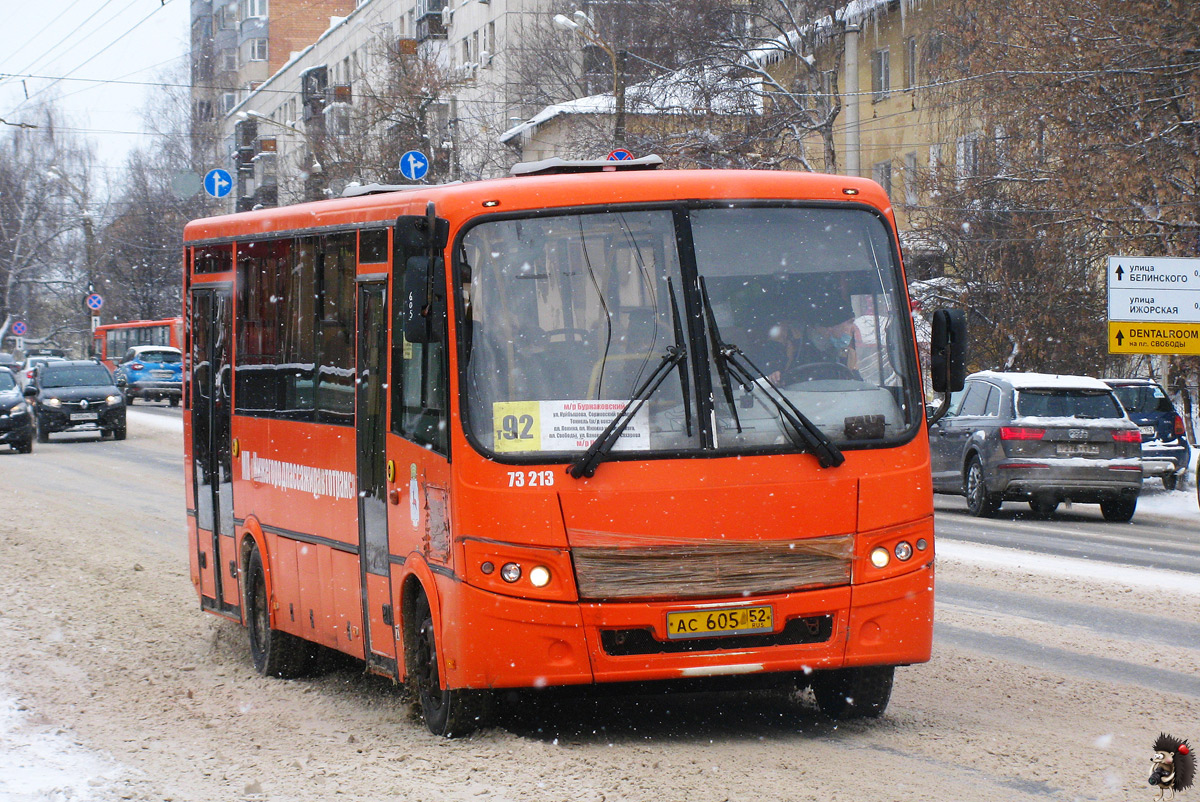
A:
1174,414,1186,437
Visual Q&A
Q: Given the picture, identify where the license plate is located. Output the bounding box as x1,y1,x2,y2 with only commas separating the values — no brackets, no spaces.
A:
1139,425,1156,436
666,605,773,640
151,370,174,378
1056,443,1099,455
70,412,99,421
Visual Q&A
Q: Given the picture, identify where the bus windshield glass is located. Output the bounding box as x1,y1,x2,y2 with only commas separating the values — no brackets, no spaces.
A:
460,204,920,458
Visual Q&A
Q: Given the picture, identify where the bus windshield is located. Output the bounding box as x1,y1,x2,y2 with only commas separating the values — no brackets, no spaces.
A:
460,204,920,458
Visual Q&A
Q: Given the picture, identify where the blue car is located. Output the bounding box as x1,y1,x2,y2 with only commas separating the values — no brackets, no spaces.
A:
1104,378,1191,490
114,345,183,405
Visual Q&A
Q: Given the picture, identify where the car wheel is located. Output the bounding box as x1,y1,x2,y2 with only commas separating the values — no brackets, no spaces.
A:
169,397,180,407
1162,472,1178,492
14,437,32,454
35,418,48,443
964,455,1000,517
125,391,136,405
112,425,127,441
811,665,895,719
1029,497,1058,517
245,546,313,678
409,591,490,737
1100,496,1137,522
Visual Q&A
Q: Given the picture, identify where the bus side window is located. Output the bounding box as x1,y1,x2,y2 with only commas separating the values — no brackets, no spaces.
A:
391,220,448,454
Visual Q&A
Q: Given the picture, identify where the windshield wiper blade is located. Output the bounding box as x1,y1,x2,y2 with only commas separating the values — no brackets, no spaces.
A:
568,344,686,479
698,278,844,469
667,278,692,439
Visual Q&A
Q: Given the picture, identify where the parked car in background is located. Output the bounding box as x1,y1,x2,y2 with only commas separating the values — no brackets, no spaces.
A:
113,345,182,405
24,360,126,441
17,355,65,388
0,368,33,453
929,371,1143,521
1102,378,1191,490
0,352,19,377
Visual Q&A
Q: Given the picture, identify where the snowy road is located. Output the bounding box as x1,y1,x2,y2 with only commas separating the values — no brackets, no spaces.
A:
1,418,1198,801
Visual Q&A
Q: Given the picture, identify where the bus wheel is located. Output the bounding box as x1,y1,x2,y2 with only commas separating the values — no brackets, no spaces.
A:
410,592,487,737
244,547,311,678
811,666,894,720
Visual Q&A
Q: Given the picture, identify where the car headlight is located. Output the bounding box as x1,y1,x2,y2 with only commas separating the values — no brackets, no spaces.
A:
45,397,62,407
106,395,122,406
10,402,27,415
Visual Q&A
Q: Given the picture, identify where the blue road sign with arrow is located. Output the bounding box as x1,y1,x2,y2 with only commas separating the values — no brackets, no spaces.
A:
204,168,234,198
400,151,430,182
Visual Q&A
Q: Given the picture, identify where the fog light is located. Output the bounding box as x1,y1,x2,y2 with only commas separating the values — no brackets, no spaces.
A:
870,547,890,568
500,562,521,583
480,561,494,575
894,541,913,561
529,565,551,587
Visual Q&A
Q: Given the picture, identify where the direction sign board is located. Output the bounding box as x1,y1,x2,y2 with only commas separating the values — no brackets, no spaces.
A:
399,151,429,182
204,168,233,198
11,320,26,336
1107,255,1200,354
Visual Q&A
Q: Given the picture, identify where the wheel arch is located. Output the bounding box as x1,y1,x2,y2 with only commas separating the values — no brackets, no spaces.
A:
238,516,270,628
399,559,443,687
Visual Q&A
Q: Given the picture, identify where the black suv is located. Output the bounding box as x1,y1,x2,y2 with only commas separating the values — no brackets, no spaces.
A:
24,360,127,441
0,368,34,452
929,371,1143,521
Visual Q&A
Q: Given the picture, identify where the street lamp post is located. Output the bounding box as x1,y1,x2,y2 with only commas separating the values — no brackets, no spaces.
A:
47,166,98,351
554,11,627,147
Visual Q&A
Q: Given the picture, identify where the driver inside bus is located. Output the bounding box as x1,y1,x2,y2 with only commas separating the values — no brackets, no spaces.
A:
762,294,860,384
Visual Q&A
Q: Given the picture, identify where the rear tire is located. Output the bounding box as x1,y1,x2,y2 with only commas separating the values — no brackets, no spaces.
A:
409,591,489,737
245,546,312,678
1162,472,1178,491
169,397,180,407
811,665,895,719
1100,496,1137,522
964,456,1000,517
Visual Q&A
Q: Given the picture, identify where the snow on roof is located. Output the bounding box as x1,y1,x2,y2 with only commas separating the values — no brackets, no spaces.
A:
748,0,916,67
500,67,760,144
970,371,1115,391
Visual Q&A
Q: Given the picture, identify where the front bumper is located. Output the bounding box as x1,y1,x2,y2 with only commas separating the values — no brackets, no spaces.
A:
438,563,934,690
37,405,125,433
0,410,34,442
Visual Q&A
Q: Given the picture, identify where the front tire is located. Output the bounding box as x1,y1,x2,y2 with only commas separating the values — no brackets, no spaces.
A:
112,425,127,441
14,437,32,454
811,665,895,719
35,418,48,443
964,455,1000,517
245,546,312,678
1100,496,1137,522
409,591,489,737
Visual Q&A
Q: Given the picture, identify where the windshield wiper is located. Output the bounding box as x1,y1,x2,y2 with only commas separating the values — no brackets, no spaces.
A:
698,278,844,469
569,283,689,479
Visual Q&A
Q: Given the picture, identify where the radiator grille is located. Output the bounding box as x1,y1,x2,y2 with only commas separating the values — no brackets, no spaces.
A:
570,532,853,601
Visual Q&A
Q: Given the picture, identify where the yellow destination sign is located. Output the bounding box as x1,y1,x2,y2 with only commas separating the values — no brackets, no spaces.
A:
1108,321,1200,354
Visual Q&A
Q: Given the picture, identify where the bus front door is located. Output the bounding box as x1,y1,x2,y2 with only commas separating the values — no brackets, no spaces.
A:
190,287,239,618
356,281,397,675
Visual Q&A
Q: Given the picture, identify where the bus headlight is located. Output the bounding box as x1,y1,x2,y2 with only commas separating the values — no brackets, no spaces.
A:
869,547,890,568
500,562,522,583
894,541,914,561
528,565,551,587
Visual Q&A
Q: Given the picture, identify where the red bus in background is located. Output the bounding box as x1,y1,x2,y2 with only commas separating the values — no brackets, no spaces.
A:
182,158,966,737
92,318,183,368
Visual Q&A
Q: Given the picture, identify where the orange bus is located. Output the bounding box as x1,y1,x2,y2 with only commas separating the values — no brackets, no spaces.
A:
182,158,966,736
93,317,183,368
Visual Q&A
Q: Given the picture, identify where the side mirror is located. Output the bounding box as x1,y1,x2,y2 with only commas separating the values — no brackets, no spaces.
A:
403,255,433,344
930,309,967,393
23,385,37,397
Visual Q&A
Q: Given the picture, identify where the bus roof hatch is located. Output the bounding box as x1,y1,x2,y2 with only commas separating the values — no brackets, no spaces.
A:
510,154,664,177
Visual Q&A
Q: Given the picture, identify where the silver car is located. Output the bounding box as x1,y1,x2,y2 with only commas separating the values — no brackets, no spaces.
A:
929,371,1143,521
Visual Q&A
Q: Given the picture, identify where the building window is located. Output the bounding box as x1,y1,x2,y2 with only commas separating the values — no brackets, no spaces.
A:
929,143,942,185
239,0,267,18
221,92,238,114
903,37,917,90
903,152,919,205
871,48,890,100
872,160,892,197
956,134,980,184
222,51,237,72
245,38,268,62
